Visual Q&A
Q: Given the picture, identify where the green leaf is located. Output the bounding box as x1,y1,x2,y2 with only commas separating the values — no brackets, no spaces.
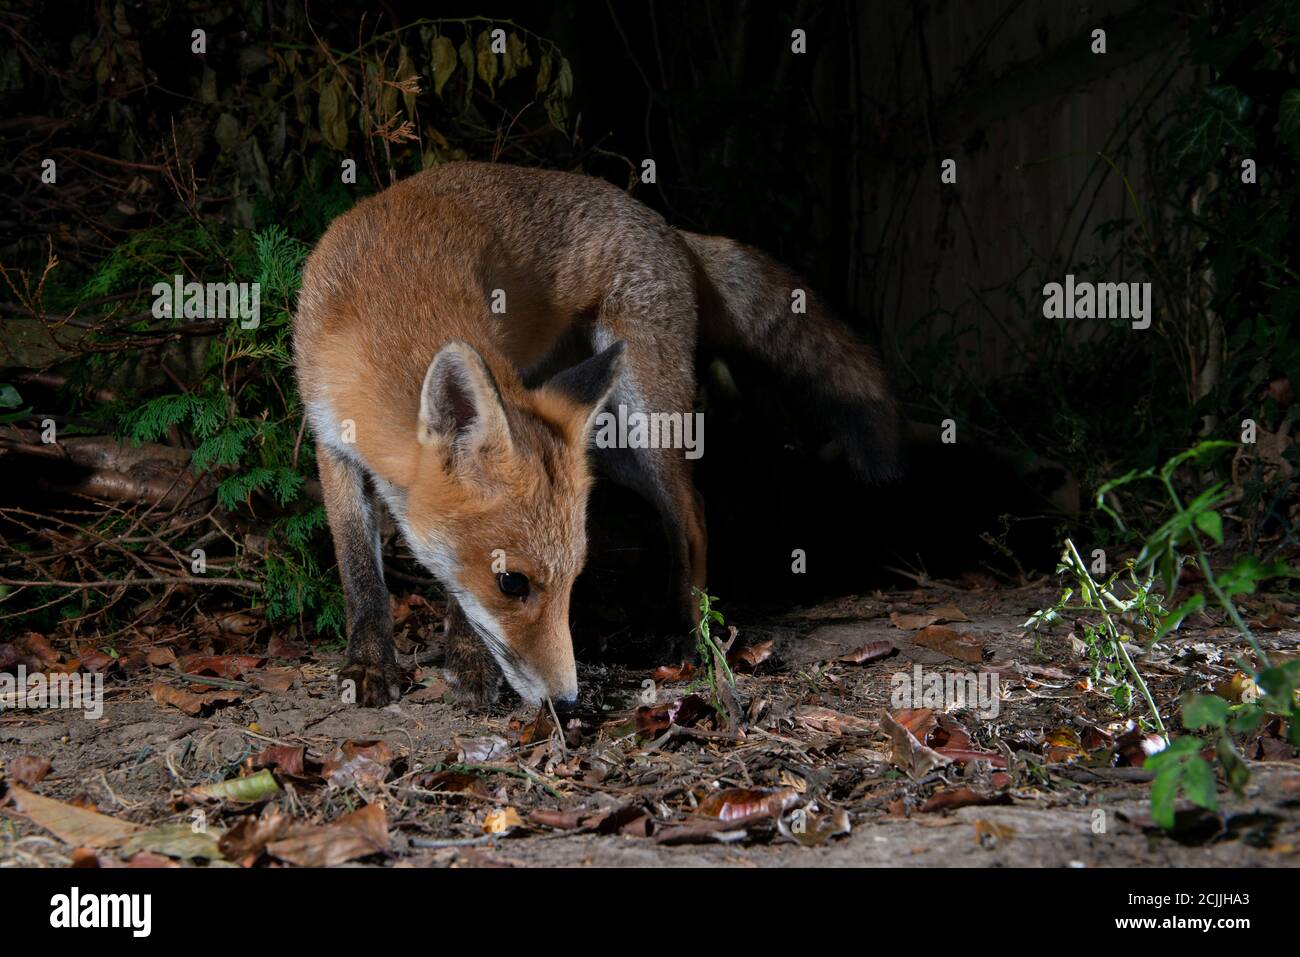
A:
1182,693,1229,730
1150,765,1181,828
1156,594,1205,640
1194,509,1223,544
1228,704,1265,734
0,384,21,408
1169,86,1252,171
1216,736,1250,795
1181,756,1218,811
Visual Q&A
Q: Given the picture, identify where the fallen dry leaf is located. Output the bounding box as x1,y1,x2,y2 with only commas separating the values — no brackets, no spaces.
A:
219,806,293,864
837,640,896,664
483,806,525,834
695,787,800,823
121,822,224,861
730,639,775,671
882,710,952,780
8,755,52,785
890,611,940,630
144,647,176,667
635,694,715,736
249,745,305,777
267,803,388,867
8,786,140,848
246,667,299,692
177,654,265,679
911,625,985,663
322,740,393,789
794,705,874,735
651,662,697,682
455,734,509,764
150,682,240,715
920,787,1010,813
1042,727,1088,764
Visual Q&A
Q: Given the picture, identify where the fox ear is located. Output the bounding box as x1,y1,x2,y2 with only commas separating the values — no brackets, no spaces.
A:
541,341,625,437
418,341,512,459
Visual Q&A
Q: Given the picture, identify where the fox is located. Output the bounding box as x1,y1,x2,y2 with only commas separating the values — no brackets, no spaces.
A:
293,161,900,709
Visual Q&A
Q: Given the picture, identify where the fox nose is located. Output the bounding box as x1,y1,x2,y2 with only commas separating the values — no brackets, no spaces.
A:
551,693,578,714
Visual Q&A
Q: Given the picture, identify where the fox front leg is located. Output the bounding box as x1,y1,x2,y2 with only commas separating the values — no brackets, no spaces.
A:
441,596,503,708
317,443,404,706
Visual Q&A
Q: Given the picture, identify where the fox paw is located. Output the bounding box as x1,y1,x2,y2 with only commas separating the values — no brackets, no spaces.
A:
444,663,501,710
340,660,404,707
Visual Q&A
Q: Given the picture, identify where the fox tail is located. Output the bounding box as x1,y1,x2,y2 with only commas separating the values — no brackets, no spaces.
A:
680,230,903,482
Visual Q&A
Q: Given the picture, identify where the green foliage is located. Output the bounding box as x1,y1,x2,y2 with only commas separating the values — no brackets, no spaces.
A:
1032,440,1298,829
692,588,738,712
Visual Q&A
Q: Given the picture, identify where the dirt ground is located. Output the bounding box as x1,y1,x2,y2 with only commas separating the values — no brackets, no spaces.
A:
2,581,1299,868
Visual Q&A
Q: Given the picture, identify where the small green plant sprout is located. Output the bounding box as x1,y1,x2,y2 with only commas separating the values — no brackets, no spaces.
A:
1031,440,1297,828
1026,539,1169,731
692,587,741,721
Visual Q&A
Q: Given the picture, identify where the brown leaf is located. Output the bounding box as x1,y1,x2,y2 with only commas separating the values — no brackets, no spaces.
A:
246,667,299,692
526,808,591,830
266,803,388,867
414,770,489,797
793,705,874,735
1115,723,1166,767
150,682,240,715
890,611,939,630
78,650,116,672
177,654,265,679
635,693,715,736
455,734,509,763
893,707,938,740
8,755,52,785
651,662,696,683
920,787,1010,813
655,819,750,845
322,740,393,789
911,625,985,663
407,678,450,702
8,786,140,848
145,647,176,667
695,787,800,824
837,640,897,664
248,745,305,777
881,709,952,780
729,639,774,671
1042,727,1088,764
930,604,971,623
19,633,61,668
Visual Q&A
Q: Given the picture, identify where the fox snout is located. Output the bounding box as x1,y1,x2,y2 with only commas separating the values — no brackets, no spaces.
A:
513,625,579,710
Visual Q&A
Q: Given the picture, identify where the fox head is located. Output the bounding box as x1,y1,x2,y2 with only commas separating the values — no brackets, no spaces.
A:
402,339,624,709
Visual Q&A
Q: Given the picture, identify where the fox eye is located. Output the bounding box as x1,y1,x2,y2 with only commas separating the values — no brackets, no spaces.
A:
497,572,530,599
